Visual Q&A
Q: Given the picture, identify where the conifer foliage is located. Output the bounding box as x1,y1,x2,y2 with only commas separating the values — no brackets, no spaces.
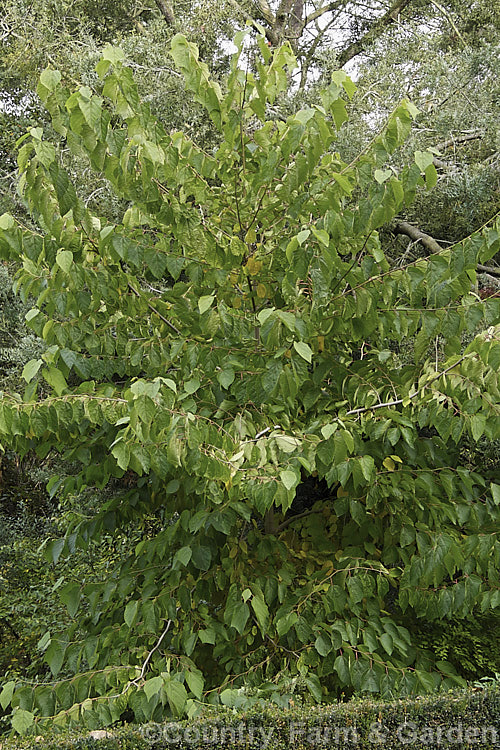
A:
0,32,499,733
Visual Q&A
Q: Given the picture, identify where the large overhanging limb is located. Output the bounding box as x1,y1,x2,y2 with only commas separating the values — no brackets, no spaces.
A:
393,220,500,276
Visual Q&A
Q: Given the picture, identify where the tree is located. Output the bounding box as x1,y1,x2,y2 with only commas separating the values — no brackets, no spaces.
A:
0,31,500,733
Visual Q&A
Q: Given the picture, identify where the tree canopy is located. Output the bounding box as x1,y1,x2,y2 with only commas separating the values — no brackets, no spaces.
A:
0,28,499,732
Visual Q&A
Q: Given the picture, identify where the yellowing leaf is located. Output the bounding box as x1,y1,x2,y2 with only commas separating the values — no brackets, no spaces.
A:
246,256,262,275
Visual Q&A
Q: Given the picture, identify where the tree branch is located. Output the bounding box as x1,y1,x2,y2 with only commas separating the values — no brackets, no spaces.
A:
428,0,466,47
477,264,500,276
255,0,275,26
228,0,279,45
276,509,318,532
346,354,468,416
393,220,443,253
435,132,484,151
393,220,500,275
154,0,176,26
128,282,181,334
305,1,344,27
337,0,413,67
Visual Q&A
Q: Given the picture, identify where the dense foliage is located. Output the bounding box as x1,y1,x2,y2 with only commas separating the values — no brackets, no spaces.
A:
0,29,499,734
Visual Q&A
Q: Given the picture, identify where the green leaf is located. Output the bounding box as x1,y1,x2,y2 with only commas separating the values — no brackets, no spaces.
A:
164,679,187,716
112,441,131,470
275,435,300,453
315,633,332,656
102,44,125,63
37,631,51,652
359,455,375,482
379,632,394,655
39,68,62,92
231,602,250,634
12,709,34,735
491,483,500,505
251,595,269,631
191,545,211,570
311,228,329,247
185,670,203,700
22,358,43,383
334,654,350,684
425,163,438,189
124,599,139,628
0,681,16,710
374,169,392,184
60,582,81,618
173,546,192,568
280,469,298,491
45,638,66,677
293,341,313,363
217,369,235,389
331,172,352,194
470,414,486,441
305,674,322,702
43,366,67,396
0,213,15,230
198,295,215,314
184,379,200,394
144,676,163,702
416,669,437,693
414,150,434,171
56,250,73,273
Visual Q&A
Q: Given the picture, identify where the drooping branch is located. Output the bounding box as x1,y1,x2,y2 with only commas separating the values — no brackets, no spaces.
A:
337,0,413,67
154,0,176,27
393,220,500,275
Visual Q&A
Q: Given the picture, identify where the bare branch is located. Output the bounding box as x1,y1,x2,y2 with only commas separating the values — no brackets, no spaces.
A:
435,132,484,151
394,220,500,276
337,0,413,67
477,264,500,276
393,220,444,253
305,1,344,26
255,0,275,25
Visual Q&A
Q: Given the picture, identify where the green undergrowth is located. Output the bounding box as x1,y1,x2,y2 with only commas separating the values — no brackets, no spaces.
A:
2,685,500,749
